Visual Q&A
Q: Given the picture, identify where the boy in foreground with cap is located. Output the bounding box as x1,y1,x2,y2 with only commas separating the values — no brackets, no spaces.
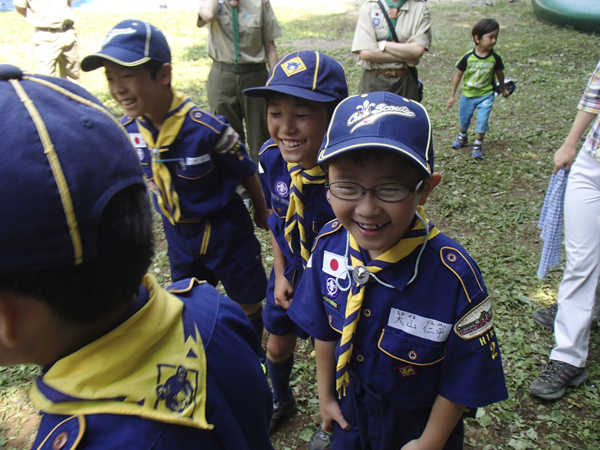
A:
81,20,270,356
288,92,508,449
0,65,272,449
243,51,347,443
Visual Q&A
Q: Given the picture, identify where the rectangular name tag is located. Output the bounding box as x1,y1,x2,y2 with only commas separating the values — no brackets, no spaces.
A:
185,154,211,166
387,308,452,343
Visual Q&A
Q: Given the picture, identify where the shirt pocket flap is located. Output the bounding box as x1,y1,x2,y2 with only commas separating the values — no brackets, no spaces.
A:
378,329,446,366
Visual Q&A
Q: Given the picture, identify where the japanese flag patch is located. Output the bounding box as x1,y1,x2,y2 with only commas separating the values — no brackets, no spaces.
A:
371,9,383,28
129,133,146,148
322,251,347,279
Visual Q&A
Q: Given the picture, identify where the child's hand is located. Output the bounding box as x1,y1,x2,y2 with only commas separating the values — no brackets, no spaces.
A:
274,274,294,310
319,395,350,432
501,88,510,98
447,96,454,108
252,204,270,230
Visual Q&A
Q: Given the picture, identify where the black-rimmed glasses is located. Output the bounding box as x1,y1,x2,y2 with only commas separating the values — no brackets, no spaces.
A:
326,180,424,202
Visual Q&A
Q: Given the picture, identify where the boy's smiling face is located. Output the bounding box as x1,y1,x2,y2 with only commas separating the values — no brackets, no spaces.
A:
104,61,171,123
328,154,439,260
267,95,330,169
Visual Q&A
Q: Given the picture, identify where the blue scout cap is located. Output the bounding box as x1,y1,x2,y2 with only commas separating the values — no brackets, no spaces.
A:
0,65,146,273
243,50,348,103
81,19,171,72
318,92,434,176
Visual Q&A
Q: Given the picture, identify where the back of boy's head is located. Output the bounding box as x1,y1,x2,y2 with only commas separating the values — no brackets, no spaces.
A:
318,91,434,178
0,65,153,324
81,19,171,77
472,18,500,43
243,50,348,112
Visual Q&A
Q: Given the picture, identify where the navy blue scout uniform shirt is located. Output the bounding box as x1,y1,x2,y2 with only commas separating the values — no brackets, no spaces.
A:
259,139,336,285
289,220,508,410
124,108,257,220
32,279,273,450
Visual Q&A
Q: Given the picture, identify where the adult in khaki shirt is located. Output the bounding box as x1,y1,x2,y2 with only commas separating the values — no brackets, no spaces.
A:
351,0,431,100
198,0,282,162
14,0,79,80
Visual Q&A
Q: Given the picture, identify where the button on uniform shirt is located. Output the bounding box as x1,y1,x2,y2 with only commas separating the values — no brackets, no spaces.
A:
579,60,600,160
201,0,282,64
351,0,431,71
13,0,75,28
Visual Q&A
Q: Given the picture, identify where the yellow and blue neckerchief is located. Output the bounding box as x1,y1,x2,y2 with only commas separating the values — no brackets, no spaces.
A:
29,275,213,430
137,89,194,225
284,163,327,268
335,206,439,396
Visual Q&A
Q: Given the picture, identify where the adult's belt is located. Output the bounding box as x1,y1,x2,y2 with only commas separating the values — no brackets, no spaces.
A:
212,61,266,74
372,68,410,77
35,23,74,32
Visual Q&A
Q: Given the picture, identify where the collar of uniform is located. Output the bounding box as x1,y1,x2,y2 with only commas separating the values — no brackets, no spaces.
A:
351,215,432,293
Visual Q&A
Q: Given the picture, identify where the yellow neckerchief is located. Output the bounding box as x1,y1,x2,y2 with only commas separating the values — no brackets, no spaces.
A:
29,274,213,430
284,163,327,268
336,206,439,397
137,89,194,225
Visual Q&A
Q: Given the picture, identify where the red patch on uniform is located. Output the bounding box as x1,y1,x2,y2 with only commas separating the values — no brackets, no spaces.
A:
330,259,339,271
135,136,140,144
395,365,418,378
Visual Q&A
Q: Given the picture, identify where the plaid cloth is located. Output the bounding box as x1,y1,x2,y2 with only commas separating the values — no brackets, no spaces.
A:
537,169,568,279
579,60,600,159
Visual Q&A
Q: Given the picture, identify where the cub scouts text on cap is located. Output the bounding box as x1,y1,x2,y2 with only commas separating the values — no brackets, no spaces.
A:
318,92,434,177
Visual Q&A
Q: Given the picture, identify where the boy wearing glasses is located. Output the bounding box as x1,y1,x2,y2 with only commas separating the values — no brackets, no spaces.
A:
289,92,507,449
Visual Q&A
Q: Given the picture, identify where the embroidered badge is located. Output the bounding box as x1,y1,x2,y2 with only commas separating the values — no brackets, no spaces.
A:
136,148,145,161
282,57,307,77
395,365,418,378
322,251,347,279
215,126,239,154
371,9,383,28
325,276,339,298
388,308,451,343
408,350,418,361
192,111,202,120
155,365,198,414
129,133,146,148
454,297,494,340
347,101,416,133
275,180,289,197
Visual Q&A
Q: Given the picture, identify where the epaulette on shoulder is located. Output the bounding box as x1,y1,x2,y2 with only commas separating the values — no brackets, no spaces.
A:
188,108,228,134
36,415,85,450
259,140,278,156
439,246,485,304
167,277,208,294
311,218,343,252
122,115,135,126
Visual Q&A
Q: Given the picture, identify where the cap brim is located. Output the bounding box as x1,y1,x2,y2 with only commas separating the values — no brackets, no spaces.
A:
81,48,151,72
318,137,432,177
243,84,339,103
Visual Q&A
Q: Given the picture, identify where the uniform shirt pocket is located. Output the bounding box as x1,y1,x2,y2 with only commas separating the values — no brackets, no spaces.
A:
175,155,214,180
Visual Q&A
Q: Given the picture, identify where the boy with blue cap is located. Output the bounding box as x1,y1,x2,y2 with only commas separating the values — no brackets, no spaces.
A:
0,65,272,449
288,92,508,449
243,51,348,441
80,20,269,356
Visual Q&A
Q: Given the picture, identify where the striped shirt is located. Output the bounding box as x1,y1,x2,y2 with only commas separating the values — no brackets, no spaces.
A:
579,60,600,159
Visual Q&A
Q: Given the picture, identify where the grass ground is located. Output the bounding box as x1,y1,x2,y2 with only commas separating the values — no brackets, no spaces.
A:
1,0,600,448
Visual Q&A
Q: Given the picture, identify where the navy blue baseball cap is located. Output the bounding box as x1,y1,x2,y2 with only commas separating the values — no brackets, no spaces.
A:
0,65,146,273
81,19,171,72
318,92,434,176
243,50,348,103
